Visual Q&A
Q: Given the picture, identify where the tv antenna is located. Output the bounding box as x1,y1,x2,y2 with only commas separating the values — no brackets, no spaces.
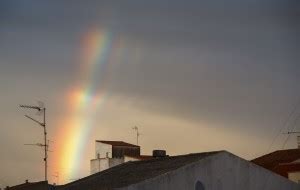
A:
283,131,300,134
19,101,48,181
132,126,140,145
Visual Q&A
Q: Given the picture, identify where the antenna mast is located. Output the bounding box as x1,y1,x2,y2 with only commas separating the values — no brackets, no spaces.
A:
132,126,140,145
20,102,48,181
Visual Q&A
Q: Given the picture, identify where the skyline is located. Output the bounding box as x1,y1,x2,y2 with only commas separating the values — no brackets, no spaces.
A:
0,0,300,187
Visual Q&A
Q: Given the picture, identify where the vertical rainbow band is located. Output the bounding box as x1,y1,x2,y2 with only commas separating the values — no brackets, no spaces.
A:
53,28,124,182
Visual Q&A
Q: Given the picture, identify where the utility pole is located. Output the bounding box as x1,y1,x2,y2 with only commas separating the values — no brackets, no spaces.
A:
20,102,48,181
132,126,140,145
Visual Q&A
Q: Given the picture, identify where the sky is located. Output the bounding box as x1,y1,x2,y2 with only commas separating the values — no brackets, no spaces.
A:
0,0,300,187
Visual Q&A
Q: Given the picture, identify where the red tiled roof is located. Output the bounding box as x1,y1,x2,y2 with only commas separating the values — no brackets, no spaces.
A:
96,140,140,147
252,149,300,170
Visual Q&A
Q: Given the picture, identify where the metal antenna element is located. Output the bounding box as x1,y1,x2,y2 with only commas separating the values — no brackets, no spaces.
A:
24,143,46,147
284,131,300,134
132,126,140,145
20,102,48,181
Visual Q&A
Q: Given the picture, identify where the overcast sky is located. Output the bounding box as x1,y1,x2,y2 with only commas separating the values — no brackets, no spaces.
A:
0,0,299,187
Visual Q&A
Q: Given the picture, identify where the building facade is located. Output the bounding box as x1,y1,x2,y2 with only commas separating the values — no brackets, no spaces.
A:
90,140,151,174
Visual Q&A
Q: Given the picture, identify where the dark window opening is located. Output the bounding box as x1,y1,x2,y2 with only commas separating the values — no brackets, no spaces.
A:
195,180,205,190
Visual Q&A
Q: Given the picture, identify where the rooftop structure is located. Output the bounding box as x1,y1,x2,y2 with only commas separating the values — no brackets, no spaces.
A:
96,141,139,148
90,140,153,174
4,180,53,190
61,151,299,190
252,148,300,183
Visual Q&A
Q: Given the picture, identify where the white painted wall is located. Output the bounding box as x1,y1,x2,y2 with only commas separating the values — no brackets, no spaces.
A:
119,152,299,190
109,158,125,168
95,142,112,158
92,142,145,174
90,159,99,174
91,158,127,174
124,156,140,162
289,172,300,184
90,158,109,174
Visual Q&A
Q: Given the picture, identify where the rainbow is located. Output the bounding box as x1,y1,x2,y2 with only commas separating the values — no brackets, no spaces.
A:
53,28,124,182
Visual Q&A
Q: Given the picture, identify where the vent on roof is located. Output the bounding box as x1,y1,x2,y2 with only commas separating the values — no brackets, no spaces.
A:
152,150,167,158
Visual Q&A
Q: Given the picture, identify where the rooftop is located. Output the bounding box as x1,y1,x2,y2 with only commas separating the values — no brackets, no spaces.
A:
7,181,51,190
252,149,300,170
59,151,223,190
96,140,140,148
125,154,154,160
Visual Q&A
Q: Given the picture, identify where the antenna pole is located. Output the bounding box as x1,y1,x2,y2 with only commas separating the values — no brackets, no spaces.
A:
43,107,47,182
132,126,140,145
20,103,48,181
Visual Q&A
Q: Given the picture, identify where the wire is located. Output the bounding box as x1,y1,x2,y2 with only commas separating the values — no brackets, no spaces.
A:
281,113,300,149
281,135,292,150
266,97,300,152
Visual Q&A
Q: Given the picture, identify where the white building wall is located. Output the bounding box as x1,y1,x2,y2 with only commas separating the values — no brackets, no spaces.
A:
91,158,127,174
124,156,140,162
95,142,112,158
90,159,98,174
90,158,110,174
92,142,143,174
119,152,299,190
109,158,125,168
289,172,300,183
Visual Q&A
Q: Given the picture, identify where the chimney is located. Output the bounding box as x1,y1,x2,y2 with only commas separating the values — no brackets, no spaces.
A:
25,180,28,184
152,150,167,158
297,136,300,149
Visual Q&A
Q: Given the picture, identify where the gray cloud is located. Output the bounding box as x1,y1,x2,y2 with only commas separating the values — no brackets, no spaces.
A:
0,0,299,187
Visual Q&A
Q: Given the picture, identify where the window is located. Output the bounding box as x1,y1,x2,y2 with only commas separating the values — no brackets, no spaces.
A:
195,180,205,190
